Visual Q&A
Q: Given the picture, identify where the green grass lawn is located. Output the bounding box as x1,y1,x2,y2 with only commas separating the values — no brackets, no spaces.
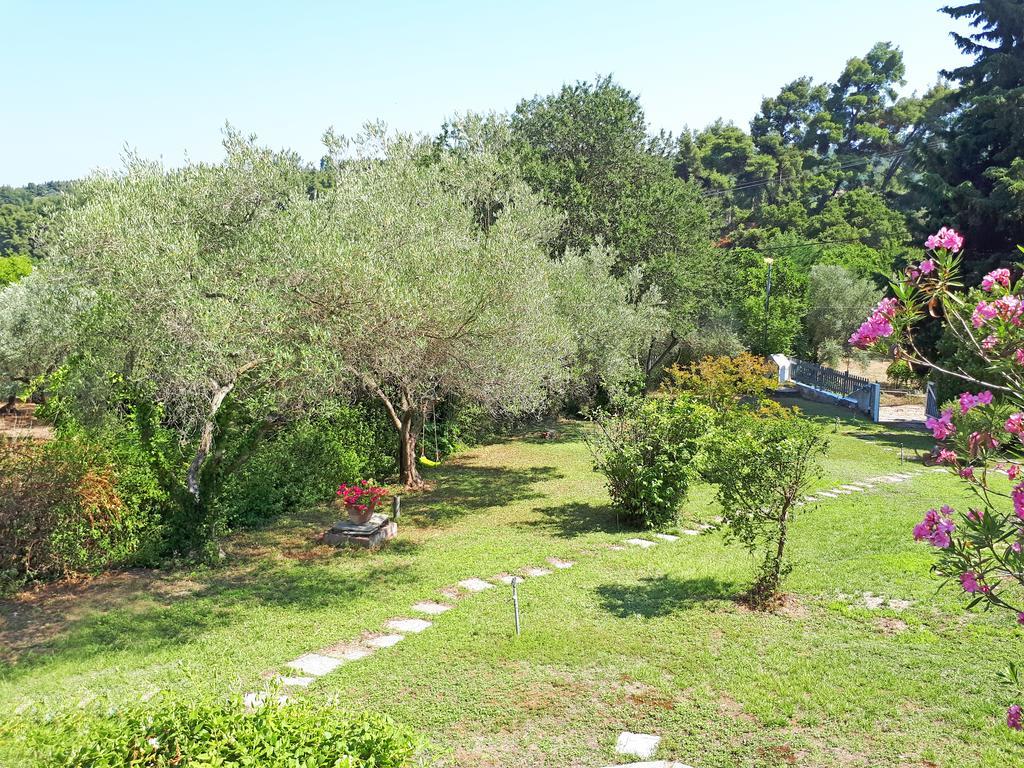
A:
2,401,1022,766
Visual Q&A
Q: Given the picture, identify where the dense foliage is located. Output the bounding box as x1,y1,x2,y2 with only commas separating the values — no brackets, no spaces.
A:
1,696,425,768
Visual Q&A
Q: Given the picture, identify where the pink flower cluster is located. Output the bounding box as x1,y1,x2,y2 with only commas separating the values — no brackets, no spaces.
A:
959,390,993,414
960,571,989,594
1013,482,1024,520
971,296,1023,329
336,480,388,513
982,268,1011,292
849,297,899,348
1006,413,1024,441
925,227,964,253
1008,704,1022,731
913,506,955,548
926,408,955,440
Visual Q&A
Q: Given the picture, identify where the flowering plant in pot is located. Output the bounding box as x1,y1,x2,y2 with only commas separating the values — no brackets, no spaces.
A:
335,480,388,525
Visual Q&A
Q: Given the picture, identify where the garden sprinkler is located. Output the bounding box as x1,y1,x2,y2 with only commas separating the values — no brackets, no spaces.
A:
900,443,905,465
511,576,522,636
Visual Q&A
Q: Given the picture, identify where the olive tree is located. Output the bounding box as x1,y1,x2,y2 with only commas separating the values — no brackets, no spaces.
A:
286,129,574,487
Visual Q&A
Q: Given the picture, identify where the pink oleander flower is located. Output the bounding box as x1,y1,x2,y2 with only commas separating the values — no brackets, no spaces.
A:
1008,705,1023,731
1016,349,1024,366
960,571,982,593
1010,464,1022,480
996,295,1024,326
925,227,965,253
849,298,899,348
1014,482,1024,520
982,334,999,350
960,466,975,479
967,508,984,522
1007,414,1024,436
937,448,958,465
1018,612,1024,625
914,506,956,549
982,268,1011,292
973,300,999,328
926,409,956,440
968,430,998,457
959,390,993,414
919,259,937,275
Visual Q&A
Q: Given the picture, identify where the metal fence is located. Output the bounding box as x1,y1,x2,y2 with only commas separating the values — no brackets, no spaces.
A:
791,360,872,398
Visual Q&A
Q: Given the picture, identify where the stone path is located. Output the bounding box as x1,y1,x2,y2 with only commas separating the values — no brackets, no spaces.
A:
799,467,929,507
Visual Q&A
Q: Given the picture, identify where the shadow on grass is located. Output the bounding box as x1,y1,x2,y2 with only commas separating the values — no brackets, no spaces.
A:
0,558,415,680
774,395,934,454
519,501,627,538
402,464,562,525
595,575,738,618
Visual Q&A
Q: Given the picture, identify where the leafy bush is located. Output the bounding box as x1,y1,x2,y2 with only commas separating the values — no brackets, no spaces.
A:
661,353,775,413
885,359,919,389
2,696,427,767
0,254,31,285
588,395,713,528
210,401,398,528
0,431,165,589
702,411,827,608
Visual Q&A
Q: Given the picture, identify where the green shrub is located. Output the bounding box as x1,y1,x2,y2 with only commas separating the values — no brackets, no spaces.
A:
702,411,827,608
661,353,776,414
1,696,427,767
210,401,398,528
588,395,713,528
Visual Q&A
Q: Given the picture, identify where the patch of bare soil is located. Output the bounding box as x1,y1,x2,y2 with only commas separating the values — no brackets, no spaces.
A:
0,402,53,441
874,616,909,635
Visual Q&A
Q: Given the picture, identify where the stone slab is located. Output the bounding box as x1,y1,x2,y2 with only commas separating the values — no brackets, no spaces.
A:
385,618,432,633
680,529,700,536
600,763,694,768
624,538,656,548
547,557,574,569
524,567,553,577
286,653,345,676
615,732,661,759
496,574,518,584
830,488,852,495
817,491,837,498
653,533,679,542
458,577,494,592
328,512,390,535
412,601,452,615
365,633,404,649
324,517,397,550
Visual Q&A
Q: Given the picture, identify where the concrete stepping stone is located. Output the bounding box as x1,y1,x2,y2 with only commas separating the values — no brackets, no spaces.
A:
547,557,574,568
652,533,679,542
320,641,374,661
458,577,494,592
385,618,432,633
412,601,452,615
524,566,554,577
275,675,315,687
364,633,404,649
494,574,518,584
931,466,947,473
608,544,626,551
679,529,700,536
615,732,661,759
803,496,818,503
830,488,852,495
839,485,863,492
601,763,693,768
624,538,657,548
286,653,344,676
817,491,838,498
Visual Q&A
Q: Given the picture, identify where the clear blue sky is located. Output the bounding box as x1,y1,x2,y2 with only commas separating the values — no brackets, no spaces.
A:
1,1,973,186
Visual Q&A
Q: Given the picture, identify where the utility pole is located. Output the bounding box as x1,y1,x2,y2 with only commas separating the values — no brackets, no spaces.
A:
763,257,774,354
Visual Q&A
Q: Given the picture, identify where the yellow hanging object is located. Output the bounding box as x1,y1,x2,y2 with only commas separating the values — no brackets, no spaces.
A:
418,455,441,468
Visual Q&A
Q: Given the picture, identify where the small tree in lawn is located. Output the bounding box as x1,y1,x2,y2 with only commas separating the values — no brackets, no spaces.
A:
850,226,1024,730
704,412,827,608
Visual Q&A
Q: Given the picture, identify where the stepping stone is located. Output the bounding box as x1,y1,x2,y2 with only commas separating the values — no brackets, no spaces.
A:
244,692,289,709
385,618,432,633
320,642,374,661
412,601,452,615
494,574,518,585
608,544,626,551
888,598,913,611
600,763,694,768
287,653,344,676
839,485,863,492
624,538,656,548
547,557,574,568
829,489,852,495
439,586,462,600
680,529,700,536
365,634,404,649
275,675,314,687
524,566,553,577
863,594,885,609
653,533,679,542
931,467,947,473
458,577,494,592
818,492,838,498
615,732,661,759
803,496,818,503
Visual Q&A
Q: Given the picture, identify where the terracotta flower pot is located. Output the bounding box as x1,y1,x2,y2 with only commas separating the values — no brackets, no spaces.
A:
346,504,374,525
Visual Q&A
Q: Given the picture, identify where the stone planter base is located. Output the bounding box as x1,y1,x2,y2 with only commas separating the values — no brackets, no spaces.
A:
324,513,397,550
